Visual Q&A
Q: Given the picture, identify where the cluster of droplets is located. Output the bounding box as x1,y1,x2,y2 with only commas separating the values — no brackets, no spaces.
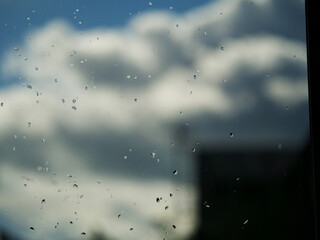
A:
71,97,78,110
72,8,83,25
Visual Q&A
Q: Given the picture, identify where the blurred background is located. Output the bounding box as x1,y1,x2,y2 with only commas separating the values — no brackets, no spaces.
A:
0,0,315,239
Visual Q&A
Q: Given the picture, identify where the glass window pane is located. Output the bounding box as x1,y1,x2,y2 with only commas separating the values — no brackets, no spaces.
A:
0,0,314,239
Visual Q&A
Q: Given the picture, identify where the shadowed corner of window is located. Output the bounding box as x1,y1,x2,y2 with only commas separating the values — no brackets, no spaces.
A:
188,138,315,240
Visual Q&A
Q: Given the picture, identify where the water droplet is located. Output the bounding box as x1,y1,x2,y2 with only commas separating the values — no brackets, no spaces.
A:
156,197,160,203
41,138,45,143
24,57,28,61
150,152,156,158
85,86,88,90
169,193,173,197
172,170,178,175
29,227,34,231
27,84,32,89
126,75,131,79
220,46,224,51
72,106,77,110
171,142,174,147
35,67,39,71
124,155,128,159
41,199,46,204
70,221,73,224
130,228,134,231
0,102,3,107
172,225,176,229
203,32,207,36
13,146,16,151
192,148,196,152
193,74,197,79
169,6,173,10
266,73,270,77
243,219,248,225
134,98,138,102
148,2,152,6
236,177,240,181
78,21,82,25
28,122,31,128
62,99,65,103
230,132,234,138
73,184,78,188
81,232,86,235
176,24,179,27
165,206,169,210
26,17,30,21
203,201,210,208
13,47,19,51
72,99,76,103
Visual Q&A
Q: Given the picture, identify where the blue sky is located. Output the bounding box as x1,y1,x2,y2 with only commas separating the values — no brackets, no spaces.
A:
0,0,213,30
0,0,213,88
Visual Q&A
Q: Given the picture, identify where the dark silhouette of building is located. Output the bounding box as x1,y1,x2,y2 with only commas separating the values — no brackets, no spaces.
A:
192,143,317,240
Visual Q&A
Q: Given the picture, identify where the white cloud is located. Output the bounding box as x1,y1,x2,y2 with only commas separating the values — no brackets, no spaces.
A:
265,76,308,105
0,165,198,240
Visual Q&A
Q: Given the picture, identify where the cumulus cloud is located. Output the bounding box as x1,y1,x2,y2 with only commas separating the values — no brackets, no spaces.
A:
0,0,309,239
0,166,197,240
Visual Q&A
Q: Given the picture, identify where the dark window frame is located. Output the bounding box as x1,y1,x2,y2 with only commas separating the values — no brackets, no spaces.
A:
306,0,320,238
